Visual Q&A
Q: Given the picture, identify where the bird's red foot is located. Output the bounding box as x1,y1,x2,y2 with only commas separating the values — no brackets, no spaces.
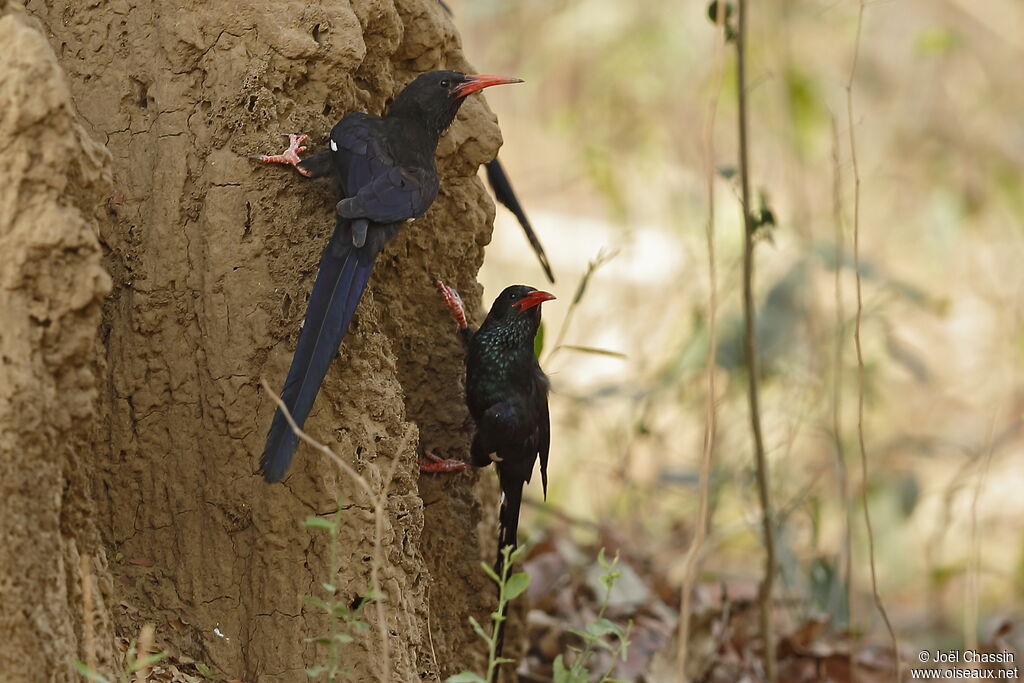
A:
419,452,468,473
436,279,468,330
254,133,313,177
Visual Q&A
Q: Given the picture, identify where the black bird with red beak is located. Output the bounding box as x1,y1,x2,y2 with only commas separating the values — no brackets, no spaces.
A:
255,71,522,483
426,281,555,661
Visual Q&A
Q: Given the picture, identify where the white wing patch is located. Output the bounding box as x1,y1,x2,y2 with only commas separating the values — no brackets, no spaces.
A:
330,139,338,151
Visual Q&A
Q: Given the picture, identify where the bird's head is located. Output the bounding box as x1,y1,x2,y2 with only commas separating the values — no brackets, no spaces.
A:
481,285,555,347
388,70,523,138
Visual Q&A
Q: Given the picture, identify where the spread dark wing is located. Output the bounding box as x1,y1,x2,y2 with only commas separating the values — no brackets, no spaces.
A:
331,113,439,224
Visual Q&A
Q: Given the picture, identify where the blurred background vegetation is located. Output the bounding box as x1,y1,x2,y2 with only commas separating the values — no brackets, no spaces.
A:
449,0,1023,672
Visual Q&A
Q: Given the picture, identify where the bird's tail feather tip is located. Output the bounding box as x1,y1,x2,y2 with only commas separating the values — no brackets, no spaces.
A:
259,455,288,483
260,419,298,483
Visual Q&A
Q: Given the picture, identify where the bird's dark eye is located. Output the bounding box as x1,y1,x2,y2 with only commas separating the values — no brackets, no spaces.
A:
440,79,450,88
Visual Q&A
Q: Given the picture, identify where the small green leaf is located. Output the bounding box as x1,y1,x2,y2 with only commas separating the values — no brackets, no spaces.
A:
195,662,214,677
716,165,738,180
468,616,488,640
480,562,500,583
305,665,327,677
587,618,624,638
130,652,167,671
321,582,337,594
504,572,531,601
552,656,571,683
506,544,527,565
333,633,354,644
599,569,621,590
560,345,627,359
446,672,487,683
73,661,110,683
304,636,333,645
533,321,546,358
302,596,331,611
567,627,596,643
302,516,336,531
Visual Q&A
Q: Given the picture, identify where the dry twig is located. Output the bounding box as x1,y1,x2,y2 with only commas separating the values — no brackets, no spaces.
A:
845,2,901,676
676,2,728,678
735,0,778,679
79,553,98,674
261,378,398,683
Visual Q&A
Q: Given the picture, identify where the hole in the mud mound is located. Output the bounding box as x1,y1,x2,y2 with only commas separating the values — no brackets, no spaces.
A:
247,95,257,112
133,79,149,109
322,102,332,117
311,23,322,43
282,293,292,318
350,596,365,610
244,201,253,235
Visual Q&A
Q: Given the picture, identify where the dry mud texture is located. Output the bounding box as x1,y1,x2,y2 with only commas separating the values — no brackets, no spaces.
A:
5,0,509,680
0,8,116,680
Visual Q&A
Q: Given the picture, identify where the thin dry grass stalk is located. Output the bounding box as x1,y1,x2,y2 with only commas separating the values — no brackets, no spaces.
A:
845,2,901,676
830,116,854,674
966,413,999,651
134,624,156,683
736,0,778,679
79,552,98,674
261,378,398,683
676,3,727,679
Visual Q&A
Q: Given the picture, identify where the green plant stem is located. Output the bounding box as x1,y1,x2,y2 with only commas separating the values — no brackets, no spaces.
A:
328,515,340,682
486,546,514,683
570,574,614,677
735,1,777,680
598,622,632,682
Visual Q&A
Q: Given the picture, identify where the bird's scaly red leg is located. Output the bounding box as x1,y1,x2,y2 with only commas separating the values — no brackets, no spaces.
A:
419,451,468,473
254,134,313,177
436,279,468,330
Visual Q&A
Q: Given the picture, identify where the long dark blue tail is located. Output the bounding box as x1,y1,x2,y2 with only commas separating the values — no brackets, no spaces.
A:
485,159,555,284
260,218,380,482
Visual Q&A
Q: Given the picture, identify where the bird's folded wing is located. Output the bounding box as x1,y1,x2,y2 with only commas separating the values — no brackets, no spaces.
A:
338,166,438,224
332,112,439,223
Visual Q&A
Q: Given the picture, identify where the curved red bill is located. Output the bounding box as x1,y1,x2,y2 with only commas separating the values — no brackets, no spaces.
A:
453,74,524,98
513,290,556,312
